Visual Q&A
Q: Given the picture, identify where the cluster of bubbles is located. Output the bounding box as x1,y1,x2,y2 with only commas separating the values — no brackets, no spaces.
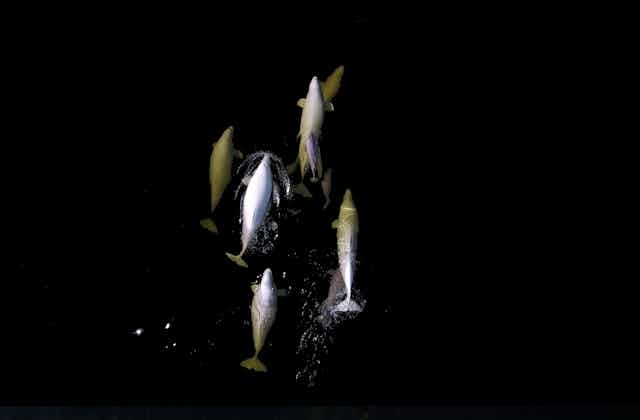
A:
291,248,367,388
233,151,292,204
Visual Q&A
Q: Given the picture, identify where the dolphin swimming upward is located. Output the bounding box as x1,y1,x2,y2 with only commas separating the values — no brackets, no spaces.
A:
331,188,362,312
295,76,329,184
288,67,344,196
199,126,243,234
225,154,273,268
240,268,278,372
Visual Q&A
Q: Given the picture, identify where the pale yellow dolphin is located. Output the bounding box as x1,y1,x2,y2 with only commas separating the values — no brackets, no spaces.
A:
240,268,278,372
319,64,344,106
331,188,362,312
199,126,243,234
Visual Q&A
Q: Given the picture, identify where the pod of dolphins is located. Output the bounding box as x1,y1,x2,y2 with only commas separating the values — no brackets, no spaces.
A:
199,65,359,373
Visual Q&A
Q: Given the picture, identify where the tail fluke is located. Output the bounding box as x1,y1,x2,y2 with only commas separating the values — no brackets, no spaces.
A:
240,356,267,372
225,252,248,268
199,218,218,234
334,298,362,312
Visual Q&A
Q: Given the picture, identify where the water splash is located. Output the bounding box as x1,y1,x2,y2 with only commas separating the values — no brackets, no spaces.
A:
233,151,292,204
247,216,279,257
143,148,371,388
290,247,366,388
231,151,292,257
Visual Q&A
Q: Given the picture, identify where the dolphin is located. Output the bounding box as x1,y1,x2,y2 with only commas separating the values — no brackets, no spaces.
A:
240,268,278,372
294,76,330,184
225,154,273,268
199,126,243,234
319,64,344,108
331,189,362,312
287,66,343,180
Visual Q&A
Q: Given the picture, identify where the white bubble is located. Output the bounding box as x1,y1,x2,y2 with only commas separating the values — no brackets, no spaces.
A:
165,322,171,329
132,328,144,336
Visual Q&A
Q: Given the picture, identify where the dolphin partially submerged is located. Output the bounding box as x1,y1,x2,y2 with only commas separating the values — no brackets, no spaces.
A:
225,154,273,268
331,189,361,312
240,268,278,373
295,76,329,184
225,152,290,267
199,126,243,234
319,64,344,107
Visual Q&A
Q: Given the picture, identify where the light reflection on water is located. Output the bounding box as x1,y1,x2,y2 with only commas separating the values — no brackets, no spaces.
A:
129,163,372,390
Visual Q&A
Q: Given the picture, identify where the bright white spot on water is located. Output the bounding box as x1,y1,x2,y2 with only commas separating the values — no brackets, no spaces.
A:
165,322,171,329
172,342,177,347
133,328,144,336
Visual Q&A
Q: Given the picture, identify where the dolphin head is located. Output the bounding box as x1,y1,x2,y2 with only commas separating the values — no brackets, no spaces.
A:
341,188,356,211
261,268,273,287
309,76,321,92
218,126,234,146
343,188,353,203
260,268,277,302
261,153,271,167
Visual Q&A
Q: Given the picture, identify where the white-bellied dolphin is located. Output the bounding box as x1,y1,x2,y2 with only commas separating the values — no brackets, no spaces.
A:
240,268,278,372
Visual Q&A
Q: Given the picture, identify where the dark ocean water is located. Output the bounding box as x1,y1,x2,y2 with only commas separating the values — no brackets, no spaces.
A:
8,13,403,403
6,7,638,409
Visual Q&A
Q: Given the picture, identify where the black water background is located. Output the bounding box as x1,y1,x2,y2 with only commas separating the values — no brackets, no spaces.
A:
6,8,636,405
